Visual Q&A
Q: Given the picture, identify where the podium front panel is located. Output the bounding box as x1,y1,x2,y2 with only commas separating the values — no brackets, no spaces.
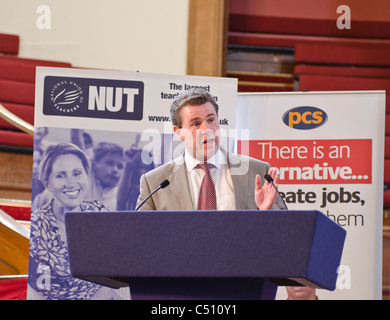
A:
65,210,346,292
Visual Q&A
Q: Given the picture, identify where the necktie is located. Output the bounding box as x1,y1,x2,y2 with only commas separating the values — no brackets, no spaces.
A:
197,163,217,210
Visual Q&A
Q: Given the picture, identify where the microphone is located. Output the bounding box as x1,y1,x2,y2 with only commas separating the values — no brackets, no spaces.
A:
264,174,288,210
135,179,170,211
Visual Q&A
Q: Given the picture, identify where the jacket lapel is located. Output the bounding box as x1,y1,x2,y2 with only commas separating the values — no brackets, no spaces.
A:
166,154,194,211
225,150,249,210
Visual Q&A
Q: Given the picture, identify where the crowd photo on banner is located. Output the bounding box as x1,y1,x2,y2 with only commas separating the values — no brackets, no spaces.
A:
27,128,161,299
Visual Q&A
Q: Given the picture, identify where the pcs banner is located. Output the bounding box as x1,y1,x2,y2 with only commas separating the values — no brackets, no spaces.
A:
236,91,385,300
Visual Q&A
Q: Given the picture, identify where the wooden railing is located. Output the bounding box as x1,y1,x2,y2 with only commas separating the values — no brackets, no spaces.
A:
0,208,29,275
0,104,34,201
0,103,34,135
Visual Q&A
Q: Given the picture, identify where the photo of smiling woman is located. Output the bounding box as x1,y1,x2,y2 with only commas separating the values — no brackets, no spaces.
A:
27,143,126,300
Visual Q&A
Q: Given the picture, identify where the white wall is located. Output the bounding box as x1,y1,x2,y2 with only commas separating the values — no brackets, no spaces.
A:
0,0,189,75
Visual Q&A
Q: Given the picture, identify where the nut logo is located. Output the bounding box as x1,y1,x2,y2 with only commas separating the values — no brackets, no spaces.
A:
43,76,144,120
283,106,328,130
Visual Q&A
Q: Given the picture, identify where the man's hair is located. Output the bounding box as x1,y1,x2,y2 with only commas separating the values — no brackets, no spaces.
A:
170,88,219,128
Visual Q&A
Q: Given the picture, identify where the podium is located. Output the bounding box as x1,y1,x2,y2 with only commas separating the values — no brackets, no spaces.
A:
65,210,346,300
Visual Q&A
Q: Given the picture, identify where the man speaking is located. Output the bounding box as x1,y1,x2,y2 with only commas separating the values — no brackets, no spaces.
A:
136,88,284,211
136,88,316,300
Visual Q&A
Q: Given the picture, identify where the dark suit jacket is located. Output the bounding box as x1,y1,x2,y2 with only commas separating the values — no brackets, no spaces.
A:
136,149,286,211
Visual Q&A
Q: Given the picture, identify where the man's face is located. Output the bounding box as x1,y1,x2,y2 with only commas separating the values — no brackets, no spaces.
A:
173,102,220,161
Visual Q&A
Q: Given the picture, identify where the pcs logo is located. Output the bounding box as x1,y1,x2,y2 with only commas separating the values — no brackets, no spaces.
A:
282,106,328,130
43,76,144,121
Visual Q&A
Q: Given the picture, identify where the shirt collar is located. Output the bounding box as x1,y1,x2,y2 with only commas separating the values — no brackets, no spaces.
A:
184,148,223,173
